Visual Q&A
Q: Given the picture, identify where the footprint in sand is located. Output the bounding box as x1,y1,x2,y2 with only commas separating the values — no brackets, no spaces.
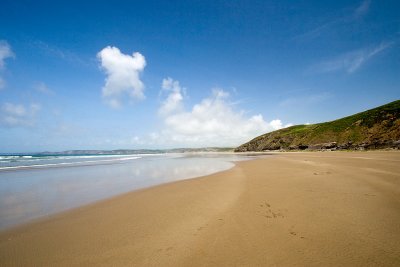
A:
289,229,305,239
259,202,284,219
313,171,332,176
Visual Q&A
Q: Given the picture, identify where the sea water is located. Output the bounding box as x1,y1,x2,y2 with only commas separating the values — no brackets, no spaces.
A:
0,153,254,230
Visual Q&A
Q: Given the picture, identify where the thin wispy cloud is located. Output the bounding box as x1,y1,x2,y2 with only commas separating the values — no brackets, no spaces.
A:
295,20,338,41
308,41,393,74
34,82,54,95
0,40,14,89
294,0,371,41
97,46,146,109
52,122,87,137
280,92,333,107
0,41,14,68
33,40,90,67
0,78,5,90
0,102,41,127
353,0,371,19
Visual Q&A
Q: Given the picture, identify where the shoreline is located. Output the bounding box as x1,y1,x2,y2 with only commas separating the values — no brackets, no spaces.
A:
1,151,400,266
0,153,252,230
0,156,245,233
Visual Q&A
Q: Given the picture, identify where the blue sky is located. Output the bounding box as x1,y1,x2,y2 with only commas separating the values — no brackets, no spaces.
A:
0,0,399,152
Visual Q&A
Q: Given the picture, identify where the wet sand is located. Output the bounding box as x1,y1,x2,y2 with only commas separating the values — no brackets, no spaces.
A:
1,151,400,266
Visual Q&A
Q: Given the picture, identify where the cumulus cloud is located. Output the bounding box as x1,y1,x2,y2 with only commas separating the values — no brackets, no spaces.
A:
97,46,146,108
0,102,41,127
151,79,289,147
309,42,393,74
159,77,184,115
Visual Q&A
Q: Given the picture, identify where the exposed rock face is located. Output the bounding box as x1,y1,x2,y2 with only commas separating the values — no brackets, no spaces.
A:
235,100,400,152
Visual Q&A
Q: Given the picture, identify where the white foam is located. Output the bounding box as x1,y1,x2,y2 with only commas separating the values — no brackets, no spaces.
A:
0,156,142,171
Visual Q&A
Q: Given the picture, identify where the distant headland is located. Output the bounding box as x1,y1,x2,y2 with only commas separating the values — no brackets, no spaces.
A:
235,100,400,152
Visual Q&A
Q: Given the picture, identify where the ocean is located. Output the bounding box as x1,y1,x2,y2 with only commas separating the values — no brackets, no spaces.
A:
0,153,255,230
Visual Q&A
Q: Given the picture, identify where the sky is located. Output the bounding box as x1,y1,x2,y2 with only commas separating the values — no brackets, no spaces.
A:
0,0,399,152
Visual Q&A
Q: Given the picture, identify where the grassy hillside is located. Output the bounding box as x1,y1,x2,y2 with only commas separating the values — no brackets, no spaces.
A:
235,100,400,152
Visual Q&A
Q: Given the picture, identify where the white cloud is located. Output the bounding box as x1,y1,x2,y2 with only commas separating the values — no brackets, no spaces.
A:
97,46,146,108
159,77,184,115
310,42,393,74
0,102,41,127
150,79,289,147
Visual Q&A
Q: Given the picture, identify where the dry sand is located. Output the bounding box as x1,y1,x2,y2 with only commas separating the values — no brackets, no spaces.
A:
1,151,400,266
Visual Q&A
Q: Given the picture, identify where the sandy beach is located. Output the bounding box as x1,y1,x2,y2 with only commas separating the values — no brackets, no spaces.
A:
1,151,400,266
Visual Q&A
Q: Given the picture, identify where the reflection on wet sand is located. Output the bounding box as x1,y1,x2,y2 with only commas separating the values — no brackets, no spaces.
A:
0,154,254,230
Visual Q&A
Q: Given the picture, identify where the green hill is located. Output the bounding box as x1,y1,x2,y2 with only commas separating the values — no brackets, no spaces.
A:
235,100,400,152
